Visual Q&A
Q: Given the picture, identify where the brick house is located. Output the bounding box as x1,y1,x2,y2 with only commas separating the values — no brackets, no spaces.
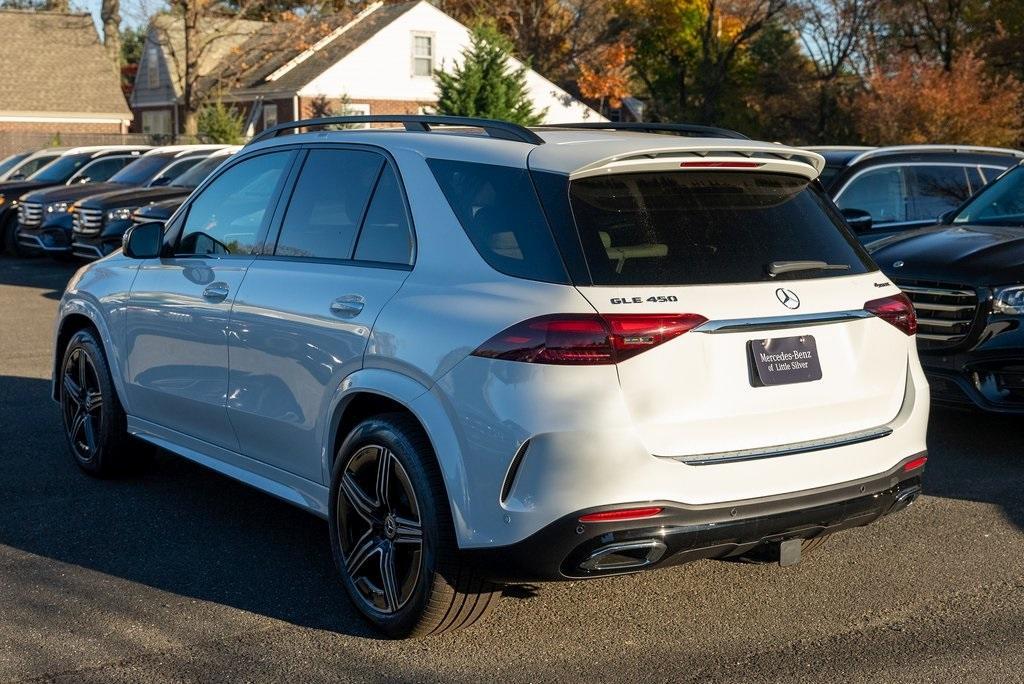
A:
131,0,604,136
0,10,131,136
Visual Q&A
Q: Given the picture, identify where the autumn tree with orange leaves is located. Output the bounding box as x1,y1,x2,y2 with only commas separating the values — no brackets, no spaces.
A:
854,52,1024,146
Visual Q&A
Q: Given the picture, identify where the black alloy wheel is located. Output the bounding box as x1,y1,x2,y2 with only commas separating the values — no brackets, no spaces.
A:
336,443,424,615
59,329,133,476
62,346,104,463
329,414,498,638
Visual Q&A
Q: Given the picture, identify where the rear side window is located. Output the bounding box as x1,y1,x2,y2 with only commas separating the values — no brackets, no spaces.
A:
275,149,383,260
836,167,906,224
568,171,874,286
906,165,972,222
353,165,414,265
428,158,568,283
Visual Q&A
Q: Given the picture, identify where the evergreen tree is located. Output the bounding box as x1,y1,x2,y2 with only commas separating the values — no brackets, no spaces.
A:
434,25,546,126
197,101,246,144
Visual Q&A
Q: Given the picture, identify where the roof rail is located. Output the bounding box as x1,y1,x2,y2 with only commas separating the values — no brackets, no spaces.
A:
248,115,545,146
848,145,1024,165
539,121,749,140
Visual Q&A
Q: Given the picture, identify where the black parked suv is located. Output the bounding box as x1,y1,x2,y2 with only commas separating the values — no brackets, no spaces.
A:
809,145,1023,243
0,145,151,255
869,162,1024,413
72,147,237,259
17,145,224,257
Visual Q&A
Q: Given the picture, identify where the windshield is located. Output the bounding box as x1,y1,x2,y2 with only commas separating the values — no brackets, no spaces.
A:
0,153,27,176
568,171,875,285
952,165,1024,227
109,155,169,185
171,154,230,188
29,154,89,183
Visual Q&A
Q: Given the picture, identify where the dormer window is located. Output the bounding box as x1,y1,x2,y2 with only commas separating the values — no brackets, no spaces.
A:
412,33,433,77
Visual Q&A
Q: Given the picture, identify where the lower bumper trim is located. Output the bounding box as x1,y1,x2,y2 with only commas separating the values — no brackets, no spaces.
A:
464,454,925,582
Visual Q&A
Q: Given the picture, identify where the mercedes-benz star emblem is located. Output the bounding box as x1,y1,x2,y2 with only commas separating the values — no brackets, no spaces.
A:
775,287,800,309
893,260,905,269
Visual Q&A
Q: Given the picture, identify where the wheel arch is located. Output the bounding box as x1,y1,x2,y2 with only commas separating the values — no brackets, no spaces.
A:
51,301,129,411
325,369,472,546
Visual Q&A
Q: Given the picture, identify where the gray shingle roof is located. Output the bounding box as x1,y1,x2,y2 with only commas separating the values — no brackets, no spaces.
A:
0,10,130,117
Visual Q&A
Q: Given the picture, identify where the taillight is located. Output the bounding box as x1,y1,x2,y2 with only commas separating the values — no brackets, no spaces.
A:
864,293,917,336
471,313,707,365
903,454,927,472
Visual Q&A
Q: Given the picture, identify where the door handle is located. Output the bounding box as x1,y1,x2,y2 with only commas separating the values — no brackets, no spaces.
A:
330,295,365,318
203,282,230,302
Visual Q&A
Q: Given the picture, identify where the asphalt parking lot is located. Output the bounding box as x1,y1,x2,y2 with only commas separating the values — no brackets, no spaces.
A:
1,255,1022,683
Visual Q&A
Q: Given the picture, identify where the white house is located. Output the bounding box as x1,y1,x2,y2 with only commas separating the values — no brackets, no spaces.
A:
131,0,605,136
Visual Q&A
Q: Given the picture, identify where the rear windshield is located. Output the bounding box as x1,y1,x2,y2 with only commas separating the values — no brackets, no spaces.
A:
567,171,875,286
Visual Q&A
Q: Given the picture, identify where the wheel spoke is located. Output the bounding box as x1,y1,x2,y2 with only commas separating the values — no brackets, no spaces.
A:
69,409,87,446
63,373,81,406
393,515,422,545
345,529,379,577
77,350,87,392
84,390,103,414
340,473,378,525
380,542,401,613
81,414,97,452
375,448,392,509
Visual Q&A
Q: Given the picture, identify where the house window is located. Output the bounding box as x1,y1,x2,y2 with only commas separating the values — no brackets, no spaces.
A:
341,103,370,128
141,110,172,135
146,46,160,89
412,33,434,76
263,103,278,129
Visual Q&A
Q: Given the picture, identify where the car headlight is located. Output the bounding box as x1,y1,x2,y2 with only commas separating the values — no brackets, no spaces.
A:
992,285,1024,315
45,201,69,214
107,207,134,222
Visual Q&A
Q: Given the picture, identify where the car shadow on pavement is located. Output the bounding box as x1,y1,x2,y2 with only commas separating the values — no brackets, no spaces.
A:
0,374,380,639
922,406,1024,531
1,374,1021,642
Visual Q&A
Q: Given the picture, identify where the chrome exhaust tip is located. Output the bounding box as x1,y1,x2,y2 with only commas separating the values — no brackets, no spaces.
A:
578,539,667,572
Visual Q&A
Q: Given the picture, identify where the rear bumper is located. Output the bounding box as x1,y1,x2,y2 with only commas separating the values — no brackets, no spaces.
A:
465,456,925,582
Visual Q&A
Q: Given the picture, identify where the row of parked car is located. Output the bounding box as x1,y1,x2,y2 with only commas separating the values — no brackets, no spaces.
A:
0,143,238,260
0,136,1020,418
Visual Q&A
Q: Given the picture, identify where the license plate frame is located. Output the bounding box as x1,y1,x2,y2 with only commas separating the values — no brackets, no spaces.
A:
748,335,823,387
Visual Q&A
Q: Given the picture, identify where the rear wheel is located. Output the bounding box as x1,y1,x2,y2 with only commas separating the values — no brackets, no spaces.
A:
329,413,498,638
59,329,133,476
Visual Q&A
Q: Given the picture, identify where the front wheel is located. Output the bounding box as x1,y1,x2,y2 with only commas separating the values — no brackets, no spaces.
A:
329,414,498,638
59,329,133,476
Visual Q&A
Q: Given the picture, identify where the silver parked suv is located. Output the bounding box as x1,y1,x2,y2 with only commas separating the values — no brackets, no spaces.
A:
52,116,929,637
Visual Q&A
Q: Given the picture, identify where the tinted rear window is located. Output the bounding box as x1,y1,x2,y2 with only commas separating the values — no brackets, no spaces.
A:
428,158,568,284
568,171,874,286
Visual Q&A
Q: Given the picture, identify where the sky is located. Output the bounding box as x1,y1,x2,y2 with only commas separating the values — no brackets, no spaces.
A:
76,0,151,32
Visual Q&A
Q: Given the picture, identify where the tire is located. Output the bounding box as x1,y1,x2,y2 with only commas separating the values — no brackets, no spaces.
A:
2,215,23,257
59,329,133,476
329,413,499,638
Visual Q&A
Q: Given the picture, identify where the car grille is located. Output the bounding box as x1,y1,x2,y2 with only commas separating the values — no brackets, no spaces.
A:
895,281,980,350
72,207,104,235
18,201,42,227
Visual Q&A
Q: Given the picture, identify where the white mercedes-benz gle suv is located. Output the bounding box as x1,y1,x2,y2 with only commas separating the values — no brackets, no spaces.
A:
52,116,929,637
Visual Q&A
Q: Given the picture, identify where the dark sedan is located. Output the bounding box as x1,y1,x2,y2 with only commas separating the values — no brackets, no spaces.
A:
869,162,1024,413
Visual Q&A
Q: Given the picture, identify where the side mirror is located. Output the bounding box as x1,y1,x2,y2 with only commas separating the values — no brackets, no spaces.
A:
841,208,873,233
122,221,164,259
75,177,91,184
149,176,172,187
938,209,957,225
10,173,24,180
